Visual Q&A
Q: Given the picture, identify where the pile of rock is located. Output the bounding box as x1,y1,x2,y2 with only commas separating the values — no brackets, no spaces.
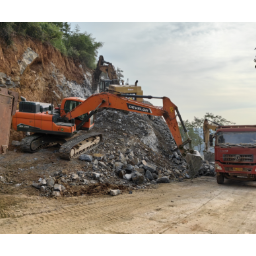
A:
32,150,191,197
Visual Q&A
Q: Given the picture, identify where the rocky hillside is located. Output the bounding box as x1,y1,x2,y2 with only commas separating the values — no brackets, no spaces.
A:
0,36,94,142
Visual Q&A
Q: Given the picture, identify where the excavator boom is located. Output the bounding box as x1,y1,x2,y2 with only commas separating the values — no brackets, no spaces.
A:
62,92,185,152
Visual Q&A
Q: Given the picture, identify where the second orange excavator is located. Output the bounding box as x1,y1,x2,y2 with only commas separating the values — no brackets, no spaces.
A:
12,92,193,160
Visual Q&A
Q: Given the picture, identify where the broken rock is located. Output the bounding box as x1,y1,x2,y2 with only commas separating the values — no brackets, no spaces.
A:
142,160,157,173
156,176,170,183
124,173,132,181
32,183,41,189
79,154,93,162
54,184,62,191
92,172,101,180
110,189,121,196
46,178,55,187
131,171,144,185
145,170,153,181
71,173,79,180
52,191,61,197
186,151,203,177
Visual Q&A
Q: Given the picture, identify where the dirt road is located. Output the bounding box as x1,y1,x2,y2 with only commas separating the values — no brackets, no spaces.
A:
1,176,256,234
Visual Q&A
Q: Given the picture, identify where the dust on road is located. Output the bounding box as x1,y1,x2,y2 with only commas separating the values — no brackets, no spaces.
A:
1,176,256,234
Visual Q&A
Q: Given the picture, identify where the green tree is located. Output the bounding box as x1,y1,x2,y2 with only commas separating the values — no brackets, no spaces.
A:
0,22,103,69
179,113,235,152
116,67,124,84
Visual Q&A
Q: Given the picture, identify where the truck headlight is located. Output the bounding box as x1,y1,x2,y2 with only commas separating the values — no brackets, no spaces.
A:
215,163,222,170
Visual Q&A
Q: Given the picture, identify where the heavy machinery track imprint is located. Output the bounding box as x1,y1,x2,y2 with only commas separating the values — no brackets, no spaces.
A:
2,177,256,234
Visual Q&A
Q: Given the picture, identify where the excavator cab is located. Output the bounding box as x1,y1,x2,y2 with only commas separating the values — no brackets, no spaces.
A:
99,79,119,92
99,79,111,92
62,98,94,130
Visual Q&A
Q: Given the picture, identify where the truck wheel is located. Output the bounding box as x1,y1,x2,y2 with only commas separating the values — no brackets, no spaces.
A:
217,174,224,184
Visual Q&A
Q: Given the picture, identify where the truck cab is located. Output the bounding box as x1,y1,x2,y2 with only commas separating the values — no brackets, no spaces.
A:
214,126,256,184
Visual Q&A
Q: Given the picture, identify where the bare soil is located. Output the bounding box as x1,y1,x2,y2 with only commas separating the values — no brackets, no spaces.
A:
1,176,256,234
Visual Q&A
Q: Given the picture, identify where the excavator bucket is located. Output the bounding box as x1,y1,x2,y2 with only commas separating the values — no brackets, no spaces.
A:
0,88,18,154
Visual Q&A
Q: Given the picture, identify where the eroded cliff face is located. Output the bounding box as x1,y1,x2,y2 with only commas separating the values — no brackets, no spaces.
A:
0,36,94,143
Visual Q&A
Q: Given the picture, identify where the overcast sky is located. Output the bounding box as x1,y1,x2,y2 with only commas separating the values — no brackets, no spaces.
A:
71,22,256,125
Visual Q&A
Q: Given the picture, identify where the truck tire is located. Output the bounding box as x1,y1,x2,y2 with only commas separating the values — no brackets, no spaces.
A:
217,174,224,184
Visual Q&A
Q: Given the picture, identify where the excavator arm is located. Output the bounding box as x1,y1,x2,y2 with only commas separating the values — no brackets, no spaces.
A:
93,56,118,91
203,119,218,152
62,92,191,153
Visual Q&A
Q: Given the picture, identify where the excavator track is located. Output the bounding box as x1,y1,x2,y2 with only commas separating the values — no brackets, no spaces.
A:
21,134,44,153
59,132,103,160
21,134,65,153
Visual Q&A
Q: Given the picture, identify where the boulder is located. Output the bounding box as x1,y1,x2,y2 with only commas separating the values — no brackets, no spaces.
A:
141,160,157,173
134,167,145,175
71,173,79,180
124,174,132,181
185,151,203,177
32,183,41,189
145,170,153,181
40,179,47,185
110,189,121,196
52,191,61,197
53,184,62,191
131,171,144,185
156,176,170,183
46,178,55,187
79,154,93,162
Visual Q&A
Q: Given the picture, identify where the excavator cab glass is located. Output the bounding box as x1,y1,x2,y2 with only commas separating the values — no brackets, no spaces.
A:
100,79,111,92
64,100,87,121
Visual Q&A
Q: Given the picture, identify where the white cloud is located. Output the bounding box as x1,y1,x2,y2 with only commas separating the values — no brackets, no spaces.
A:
72,22,256,124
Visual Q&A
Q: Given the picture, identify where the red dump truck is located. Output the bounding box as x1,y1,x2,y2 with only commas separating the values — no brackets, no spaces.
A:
206,123,256,184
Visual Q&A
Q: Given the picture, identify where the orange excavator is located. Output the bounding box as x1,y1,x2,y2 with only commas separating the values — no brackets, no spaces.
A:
12,93,193,160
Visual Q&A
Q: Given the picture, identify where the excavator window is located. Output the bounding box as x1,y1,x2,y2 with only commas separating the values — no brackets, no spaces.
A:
64,100,81,113
64,100,87,121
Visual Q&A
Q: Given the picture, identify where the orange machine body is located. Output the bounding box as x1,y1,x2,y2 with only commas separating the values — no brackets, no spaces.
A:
12,97,94,136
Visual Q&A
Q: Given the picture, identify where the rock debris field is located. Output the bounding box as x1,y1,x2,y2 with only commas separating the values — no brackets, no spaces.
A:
0,106,215,198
